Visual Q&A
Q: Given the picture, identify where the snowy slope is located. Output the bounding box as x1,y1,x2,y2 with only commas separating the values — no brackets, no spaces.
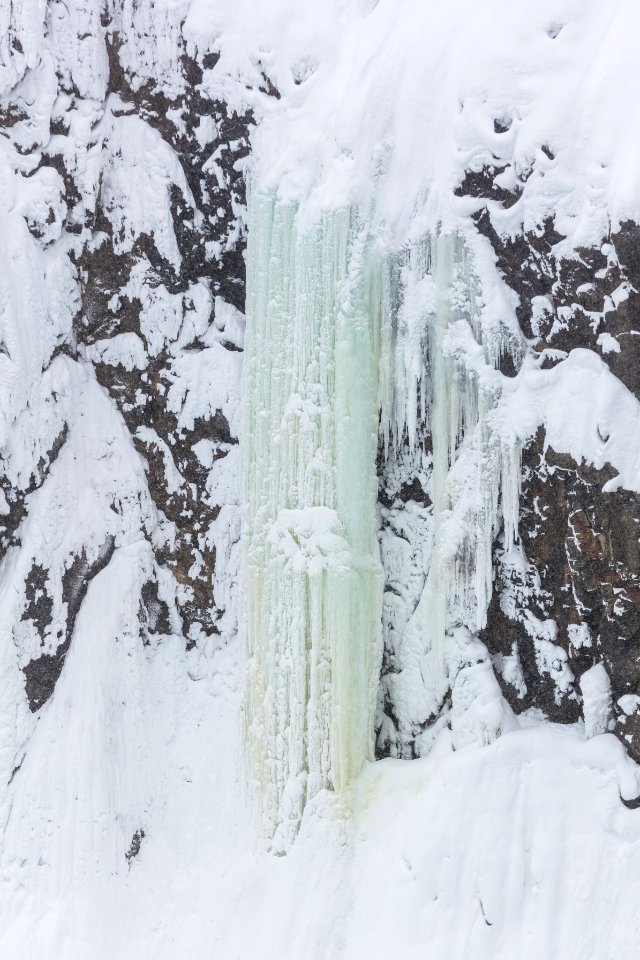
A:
3,668,639,960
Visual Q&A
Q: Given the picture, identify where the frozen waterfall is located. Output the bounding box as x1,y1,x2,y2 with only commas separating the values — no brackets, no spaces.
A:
242,195,384,852
242,195,523,848
380,230,523,746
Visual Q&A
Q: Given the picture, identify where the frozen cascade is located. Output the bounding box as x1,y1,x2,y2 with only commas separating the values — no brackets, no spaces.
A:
243,191,524,841
381,230,523,743
242,194,384,852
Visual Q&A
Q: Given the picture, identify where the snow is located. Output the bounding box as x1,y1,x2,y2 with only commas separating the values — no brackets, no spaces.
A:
184,0,640,247
497,348,640,493
343,724,640,960
2,663,640,960
597,331,621,354
2,0,640,956
101,112,195,271
85,332,149,371
165,341,242,435
581,663,613,739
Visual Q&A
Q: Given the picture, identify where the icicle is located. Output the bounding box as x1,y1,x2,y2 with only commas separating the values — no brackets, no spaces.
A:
501,439,522,551
379,226,523,724
242,194,383,853
243,192,525,806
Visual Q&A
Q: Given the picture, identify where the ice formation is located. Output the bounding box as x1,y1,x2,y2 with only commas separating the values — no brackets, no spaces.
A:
243,189,526,840
378,229,523,747
243,195,384,851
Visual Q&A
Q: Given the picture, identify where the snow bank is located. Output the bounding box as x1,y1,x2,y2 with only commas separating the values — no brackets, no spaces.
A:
187,0,640,245
3,666,639,960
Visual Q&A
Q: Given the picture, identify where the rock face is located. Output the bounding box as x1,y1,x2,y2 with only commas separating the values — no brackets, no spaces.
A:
481,214,640,758
462,161,640,759
4,6,640,957
0,0,253,829
76,32,251,647
2,0,640,794
375,150,640,760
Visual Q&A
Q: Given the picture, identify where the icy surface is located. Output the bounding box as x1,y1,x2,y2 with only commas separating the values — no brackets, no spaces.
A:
243,196,383,851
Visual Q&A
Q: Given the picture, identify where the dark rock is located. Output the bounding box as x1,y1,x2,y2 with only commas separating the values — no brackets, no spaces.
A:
23,538,115,712
125,828,145,862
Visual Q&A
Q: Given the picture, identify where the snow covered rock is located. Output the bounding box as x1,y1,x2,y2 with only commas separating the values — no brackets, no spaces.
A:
2,1,640,957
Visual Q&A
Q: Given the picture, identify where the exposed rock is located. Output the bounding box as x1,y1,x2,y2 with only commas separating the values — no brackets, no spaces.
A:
23,537,116,711
467,157,640,759
125,828,145,862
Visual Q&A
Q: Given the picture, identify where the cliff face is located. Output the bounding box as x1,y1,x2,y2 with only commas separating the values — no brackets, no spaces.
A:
0,1,252,925
479,201,640,760
5,0,640,794
376,152,640,762
2,2,640,957
0,0,250,729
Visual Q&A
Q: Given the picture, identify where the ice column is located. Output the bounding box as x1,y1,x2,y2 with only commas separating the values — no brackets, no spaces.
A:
242,195,383,852
382,230,522,718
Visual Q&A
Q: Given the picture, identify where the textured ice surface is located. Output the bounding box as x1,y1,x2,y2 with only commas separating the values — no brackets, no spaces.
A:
243,196,383,850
